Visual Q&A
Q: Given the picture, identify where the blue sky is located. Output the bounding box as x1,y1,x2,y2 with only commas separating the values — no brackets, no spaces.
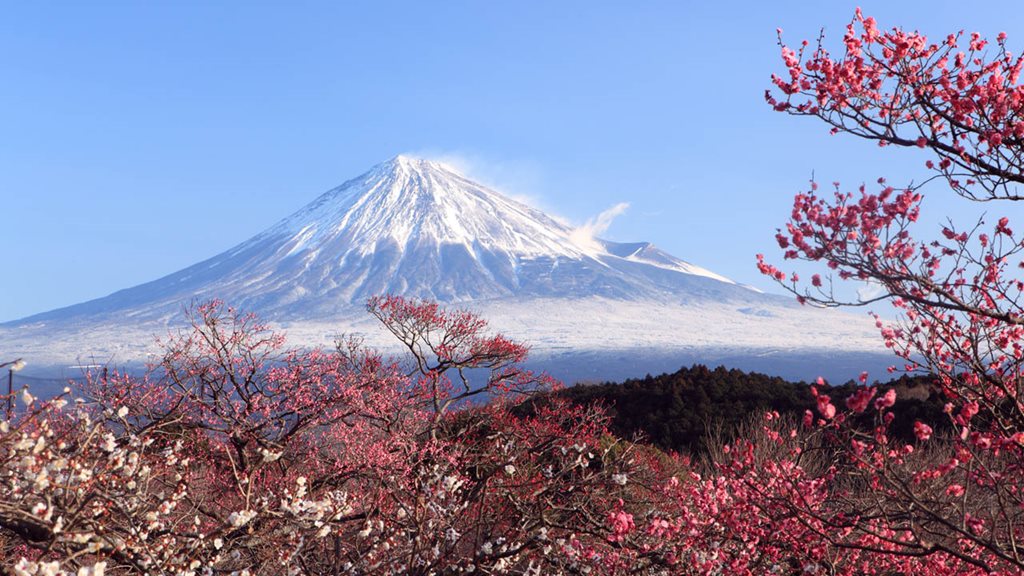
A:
3,1,1023,321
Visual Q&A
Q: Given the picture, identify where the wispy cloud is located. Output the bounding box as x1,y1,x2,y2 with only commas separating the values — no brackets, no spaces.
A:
400,148,548,210
857,279,888,302
570,202,630,253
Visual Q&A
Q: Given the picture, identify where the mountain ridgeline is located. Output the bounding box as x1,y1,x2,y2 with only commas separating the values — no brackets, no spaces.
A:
2,155,889,382
10,156,766,324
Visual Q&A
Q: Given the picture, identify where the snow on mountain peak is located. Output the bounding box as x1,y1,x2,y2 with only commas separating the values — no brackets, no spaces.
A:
388,154,457,172
269,155,588,263
9,156,759,324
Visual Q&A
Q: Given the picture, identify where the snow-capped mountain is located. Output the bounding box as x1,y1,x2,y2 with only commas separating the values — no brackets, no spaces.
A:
12,156,770,323
1,156,892,382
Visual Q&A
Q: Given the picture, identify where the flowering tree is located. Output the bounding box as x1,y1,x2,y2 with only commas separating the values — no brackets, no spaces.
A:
759,11,1024,572
0,389,197,575
0,298,647,575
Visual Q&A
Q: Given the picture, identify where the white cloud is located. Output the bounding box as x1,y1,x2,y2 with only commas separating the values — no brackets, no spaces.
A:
569,202,630,253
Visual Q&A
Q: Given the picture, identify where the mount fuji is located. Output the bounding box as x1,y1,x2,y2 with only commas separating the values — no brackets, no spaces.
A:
2,156,892,383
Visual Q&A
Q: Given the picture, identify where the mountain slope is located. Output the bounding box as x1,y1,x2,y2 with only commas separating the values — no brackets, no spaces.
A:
11,156,777,325
1,155,890,383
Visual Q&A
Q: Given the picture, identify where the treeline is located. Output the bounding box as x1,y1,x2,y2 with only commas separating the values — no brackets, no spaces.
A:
521,364,948,455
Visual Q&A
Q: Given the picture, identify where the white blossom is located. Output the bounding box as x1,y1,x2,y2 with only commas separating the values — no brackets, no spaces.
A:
228,509,257,528
76,561,106,576
442,475,463,493
259,448,282,462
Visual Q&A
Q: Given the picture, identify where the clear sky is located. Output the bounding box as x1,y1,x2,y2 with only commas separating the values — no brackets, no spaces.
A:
3,1,1024,322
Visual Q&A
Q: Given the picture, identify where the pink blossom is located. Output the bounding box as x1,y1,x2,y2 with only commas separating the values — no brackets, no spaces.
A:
874,389,896,410
914,421,933,441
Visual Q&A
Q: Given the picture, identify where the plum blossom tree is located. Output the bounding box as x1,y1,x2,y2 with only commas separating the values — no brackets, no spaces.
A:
759,10,1024,572
0,298,645,575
